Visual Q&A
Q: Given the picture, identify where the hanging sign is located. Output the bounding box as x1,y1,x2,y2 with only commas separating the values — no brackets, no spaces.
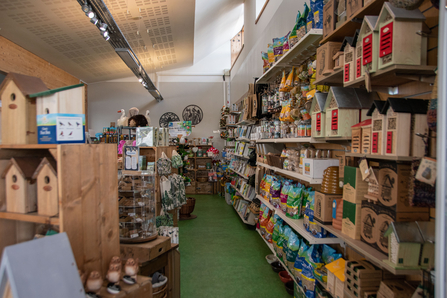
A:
169,121,192,137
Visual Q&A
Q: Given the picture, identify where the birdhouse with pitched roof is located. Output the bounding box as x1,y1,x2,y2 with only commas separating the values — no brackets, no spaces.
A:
417,221,435,268
32,157,58,216
2,157,42,213
377,2,426,70
359,16,379,77
28,84,86,144
384,222,423,267
342,30,363,84
311,92,328,138
324,87,378,138
367,100,387,155
381,98,429,157
0,73,48,144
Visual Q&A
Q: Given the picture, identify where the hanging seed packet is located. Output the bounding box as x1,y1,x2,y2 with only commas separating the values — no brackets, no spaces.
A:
286,185,303,219
286,232,301,272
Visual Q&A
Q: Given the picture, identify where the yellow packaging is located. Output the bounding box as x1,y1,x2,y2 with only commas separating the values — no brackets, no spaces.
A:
279,70,287,92
285,67,295,91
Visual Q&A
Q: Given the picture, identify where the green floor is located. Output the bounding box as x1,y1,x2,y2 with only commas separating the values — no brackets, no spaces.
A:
178,194,289,298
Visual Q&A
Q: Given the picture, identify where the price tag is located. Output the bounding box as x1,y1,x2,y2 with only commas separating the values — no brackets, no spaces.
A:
130,233,139,239
416,157,437,186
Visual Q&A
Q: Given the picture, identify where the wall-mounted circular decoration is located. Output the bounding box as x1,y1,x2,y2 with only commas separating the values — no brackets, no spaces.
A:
159,112,180,128
182,105,203,126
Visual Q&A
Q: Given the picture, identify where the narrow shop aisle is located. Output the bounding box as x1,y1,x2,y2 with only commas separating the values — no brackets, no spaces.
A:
178,194,288,298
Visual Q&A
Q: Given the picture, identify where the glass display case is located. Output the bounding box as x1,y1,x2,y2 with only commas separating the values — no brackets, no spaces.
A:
118,172,157,243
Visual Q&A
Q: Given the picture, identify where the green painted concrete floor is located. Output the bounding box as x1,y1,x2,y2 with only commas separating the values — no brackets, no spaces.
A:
178,194,289,298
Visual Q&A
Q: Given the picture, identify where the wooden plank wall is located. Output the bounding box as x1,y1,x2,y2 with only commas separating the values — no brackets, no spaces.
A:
58,144,119,276
0,36,88,128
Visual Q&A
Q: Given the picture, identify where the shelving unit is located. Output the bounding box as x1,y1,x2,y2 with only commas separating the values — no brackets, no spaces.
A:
345,152,415,161
233,203,252,224
0,211,60,225
256,137,326,144
229,167,249,179
231,185,253,202
257,29,323,84
314,68,344,86
257,162,323,184
257,195,343,245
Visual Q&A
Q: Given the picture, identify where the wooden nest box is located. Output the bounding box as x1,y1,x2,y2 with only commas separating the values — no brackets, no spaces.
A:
381,98,429,157
351,119,372,154
32,157,58,217
367,100,387,155
377,2,426,70
384,221,423,268
416,221,435,269
359,16,379,78
342,30,362,84
311,92,328,138
0,73,48,144
323,87,378,138
2,157,42,213
29,83,85,115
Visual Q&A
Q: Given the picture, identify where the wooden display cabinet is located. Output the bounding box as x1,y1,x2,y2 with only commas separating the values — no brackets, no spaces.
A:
0,144,119,277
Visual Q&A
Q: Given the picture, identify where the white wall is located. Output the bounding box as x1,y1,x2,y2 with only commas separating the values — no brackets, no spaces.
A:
88,76,225,152
230,0,306,101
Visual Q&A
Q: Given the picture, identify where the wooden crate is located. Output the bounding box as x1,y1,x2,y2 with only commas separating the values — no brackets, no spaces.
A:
196,182,213,194
0,144,119,277
120,236,171,264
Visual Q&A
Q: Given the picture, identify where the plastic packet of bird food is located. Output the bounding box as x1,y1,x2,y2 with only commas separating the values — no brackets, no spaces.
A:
268,43,275,66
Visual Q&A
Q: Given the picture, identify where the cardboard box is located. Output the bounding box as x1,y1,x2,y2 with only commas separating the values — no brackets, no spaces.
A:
303,158,340,179
343,166,369,204
37,113,85,144
315,192,343,224
316,42,343,81
378,161,429,213
346,0,363,19
326,258,346,296
323,0,336,38
360,200,429,255
377,280,416,298
342,200,362,239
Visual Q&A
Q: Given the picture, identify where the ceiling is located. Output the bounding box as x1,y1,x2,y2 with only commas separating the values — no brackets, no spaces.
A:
0,0,195,83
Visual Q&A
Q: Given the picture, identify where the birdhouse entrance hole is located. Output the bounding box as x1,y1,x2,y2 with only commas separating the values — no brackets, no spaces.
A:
12,175,17,183
10,93,16,101
45,108,50,114
45,176,50,184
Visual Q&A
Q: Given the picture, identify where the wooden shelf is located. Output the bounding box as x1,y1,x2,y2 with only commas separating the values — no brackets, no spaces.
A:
0,211,60,225
0,144,58,149
257,29,323,84
257,195,343,245
344,65,437,88
236,138,251,142
314,68,344,86
345,152,414,161
257,162,323,184
194,156,213,159
320,0,386,44
226,125,238,127
256,137,326,144
229,167,249,179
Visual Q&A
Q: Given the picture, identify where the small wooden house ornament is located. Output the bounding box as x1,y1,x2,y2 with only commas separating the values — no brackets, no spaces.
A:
2,157,42,213
32,157,58,217
377,2,426,70
0,73,47,145
351,119,372,154
342,30,362,84
311,92,328,138
384,222,423,268
30,83,85,115
381,98,429,157
359,16,379,78
324,87,378,138
416,221,435,269
367,100,386,155
333,51,344,70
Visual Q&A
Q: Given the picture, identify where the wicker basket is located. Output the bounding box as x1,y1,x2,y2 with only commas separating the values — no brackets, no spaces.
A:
180,197,196,216
266,154,285,169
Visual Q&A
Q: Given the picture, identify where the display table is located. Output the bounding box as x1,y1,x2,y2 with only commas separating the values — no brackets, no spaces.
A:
120,237,180,298
99,275,152,298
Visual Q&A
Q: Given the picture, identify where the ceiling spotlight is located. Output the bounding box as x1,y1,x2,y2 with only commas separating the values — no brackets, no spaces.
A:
102,32,110,41
138,77,143,82
99,22,108,31
87,10,95,18
90,16,98,25
82,3,90,13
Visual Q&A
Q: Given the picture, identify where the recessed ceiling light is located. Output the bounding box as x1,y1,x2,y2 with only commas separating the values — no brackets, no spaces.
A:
99,22,108,31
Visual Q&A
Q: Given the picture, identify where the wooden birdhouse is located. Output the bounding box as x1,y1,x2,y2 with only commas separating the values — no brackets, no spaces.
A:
333,51,344,70
351,119,371,154
2,157,42,213
416,221,435,268
342,30,362,84
0,73,48,145
359,16,379,77
384,222,423,267
311,92,328,138
367,100,386,155
381,98,429,157
30,83,85,115
377,2,426,70
32,157,58,217
324,87,378,138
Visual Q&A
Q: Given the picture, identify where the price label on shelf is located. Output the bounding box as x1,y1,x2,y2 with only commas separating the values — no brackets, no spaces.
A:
130,233,139,239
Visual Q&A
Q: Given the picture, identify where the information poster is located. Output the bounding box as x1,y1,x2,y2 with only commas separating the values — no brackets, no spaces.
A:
169,121,192,137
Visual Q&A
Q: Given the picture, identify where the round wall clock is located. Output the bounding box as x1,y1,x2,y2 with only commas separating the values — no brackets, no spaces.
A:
159,112,180,128
182,105,203,125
